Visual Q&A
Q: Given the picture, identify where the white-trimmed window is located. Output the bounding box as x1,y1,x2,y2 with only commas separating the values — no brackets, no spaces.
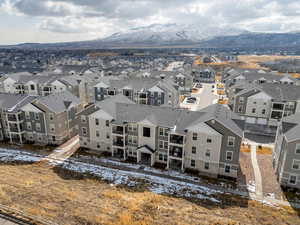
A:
25,111,30,120
192,146,196,154
227,136,235,147
96,130,100,137
95,118,99,126
26,122,32,130
289,175,297,185
82,127,87,135
159,140,163,149
36,123,41,131
292,159,300,170
159,128,164,136
204,162,209,170
205,149,211,158
192,133,197,140
35,113,40,120
191,159,195,168
49,113,54,121
295,144,300,154
239,97,244,103
226,151,233,161
225,165,231,173
207,138,212,143
81,115,87,123
164,141,168,150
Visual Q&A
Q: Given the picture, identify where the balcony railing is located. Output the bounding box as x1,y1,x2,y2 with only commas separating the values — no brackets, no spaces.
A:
113,141,125,147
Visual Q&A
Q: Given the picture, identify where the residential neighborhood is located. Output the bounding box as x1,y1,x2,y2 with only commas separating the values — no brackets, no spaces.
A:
0,46,300,225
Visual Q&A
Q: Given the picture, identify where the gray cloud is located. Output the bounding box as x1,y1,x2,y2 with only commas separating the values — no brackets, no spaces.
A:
3,0,300,39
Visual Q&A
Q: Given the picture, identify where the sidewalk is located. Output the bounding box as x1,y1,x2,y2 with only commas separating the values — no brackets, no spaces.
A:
41,135,80,165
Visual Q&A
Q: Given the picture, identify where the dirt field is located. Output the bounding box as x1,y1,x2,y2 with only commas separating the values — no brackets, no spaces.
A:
237,55,300,69
0,163,299,225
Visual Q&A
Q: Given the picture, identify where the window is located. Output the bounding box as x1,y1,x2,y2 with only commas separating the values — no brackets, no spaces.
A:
227,136,235,147
132,137,137,144
207,138,212,143
159,140,163,149
128,125,132,131
238,107,242,113
164,141,168,150
49,113,54,121
50,124,55,132
159,128,164,136
262,109,266,115
192,133,197,140
35,113,39,120
81,115,87,123
192,146,196,154
143,127,151,137
292,160,300,170
239,97,244,103
159,154,163,161
252,108,256,113
95,118,99,126
25,111,30,120
205,149,211,158
226,151,233,161
289,175,297,184
82,127,87,135
106,133,110,139
191,160,195,168
30,84,35,90
204,162,209,170
36,123,41,131
106,120,109,127
96,131,100,137
164,129,168,136
225,165,231,173
295,144,300,154
26,122,31,130
253,101,257,104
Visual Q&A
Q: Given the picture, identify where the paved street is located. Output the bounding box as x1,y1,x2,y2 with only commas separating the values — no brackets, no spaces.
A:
0,217,17,225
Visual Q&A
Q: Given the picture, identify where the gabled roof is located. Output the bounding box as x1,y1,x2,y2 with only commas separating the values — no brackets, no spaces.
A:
35,91,80,113
0,93,37,113
281,113,300,142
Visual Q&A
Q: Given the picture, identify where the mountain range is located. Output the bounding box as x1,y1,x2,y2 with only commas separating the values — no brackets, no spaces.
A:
1,23,300,49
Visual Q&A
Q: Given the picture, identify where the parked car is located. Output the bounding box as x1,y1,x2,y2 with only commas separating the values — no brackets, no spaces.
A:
186,97,197,103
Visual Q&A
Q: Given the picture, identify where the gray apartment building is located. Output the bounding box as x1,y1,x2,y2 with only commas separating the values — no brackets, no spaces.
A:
77,95,244,178
273,113,300,189
93,78,179,107
0,91,82,145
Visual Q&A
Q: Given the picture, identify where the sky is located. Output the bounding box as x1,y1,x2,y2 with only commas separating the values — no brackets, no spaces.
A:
0,0,300,45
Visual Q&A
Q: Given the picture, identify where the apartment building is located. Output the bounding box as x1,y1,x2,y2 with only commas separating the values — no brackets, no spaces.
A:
228,83,300,134
273,113,300,189
0,91,82,145
93,78,179,107
0,72,89,105
77,95,244,178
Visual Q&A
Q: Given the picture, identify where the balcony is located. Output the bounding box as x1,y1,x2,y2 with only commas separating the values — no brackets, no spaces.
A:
112,126,125,135
169,134,184,145
169,146,183,158
113,141,125,147
139,93,147,99
7,114,24,122
272,103,284,111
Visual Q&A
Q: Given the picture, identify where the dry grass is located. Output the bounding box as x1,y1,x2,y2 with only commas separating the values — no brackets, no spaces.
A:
218,99,228,105
241,144,251,153
0,163,299,225
256,146,273,155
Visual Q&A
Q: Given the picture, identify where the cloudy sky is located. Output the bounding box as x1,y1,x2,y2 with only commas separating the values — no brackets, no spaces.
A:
0,0,300,44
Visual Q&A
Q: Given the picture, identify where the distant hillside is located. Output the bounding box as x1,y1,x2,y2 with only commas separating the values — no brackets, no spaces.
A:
1,24,300,49
198,32,300,48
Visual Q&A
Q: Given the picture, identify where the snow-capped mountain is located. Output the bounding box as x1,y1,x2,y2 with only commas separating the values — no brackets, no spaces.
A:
100,23,248,44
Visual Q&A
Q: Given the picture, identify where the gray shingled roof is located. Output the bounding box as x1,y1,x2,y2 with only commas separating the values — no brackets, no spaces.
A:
36,91,80,113
282,113,300,142
0,93,37,113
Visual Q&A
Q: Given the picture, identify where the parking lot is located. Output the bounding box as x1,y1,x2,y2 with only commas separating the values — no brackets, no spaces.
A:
180,83,219,111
